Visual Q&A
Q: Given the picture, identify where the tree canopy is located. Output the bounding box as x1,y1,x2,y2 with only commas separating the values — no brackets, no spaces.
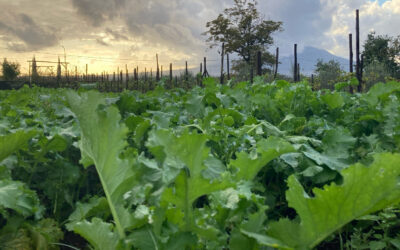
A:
1,58,20,81
203,0,282,65
363,32,400,78
315,59,343,88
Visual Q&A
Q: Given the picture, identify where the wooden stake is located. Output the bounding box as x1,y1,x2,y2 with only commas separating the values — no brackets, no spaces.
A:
274,47,279,79
185,61,188,81
203,57,209,77
349,33,354,93
156,54,160,81
220,43,225,84
356,9,361,91
297,63,300,81
227,54,230,80
126,64,129,82
294,44,298,82
256,51,262,76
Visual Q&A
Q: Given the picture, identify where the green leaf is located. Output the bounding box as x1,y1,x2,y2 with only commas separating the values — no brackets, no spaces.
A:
241,230,292,250
66,196,110,230
321,92,344,109
0,180,42,218
0,228,32,250
267,153,400,249
0,130,36,162
302,144,347,171
322,128,356,158
165,232,197,249
66,91,136,239
70,218,119,250
364,81,400,106
125,226,159,250
159,130,233,230
230,136,295,181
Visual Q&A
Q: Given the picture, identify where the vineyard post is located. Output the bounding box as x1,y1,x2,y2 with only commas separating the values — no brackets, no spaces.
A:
125,64,129,82
156,54,160,81
356,9,361,91
150,68,153,90
161,65,163,78
294,44,298,82
203,57,209,77
360,54,364,91
126,67,129,90
297,63,300,81
169,63,173,88
227,54,230,80
185,61,188,81
349,33,354,93
85,64,88,82
120,70,123,91
133,68,137,90
250,65,254,84
349,34,353,74
311,74,314,86
220,43,225,84
274,47,279,79
256,50,262,76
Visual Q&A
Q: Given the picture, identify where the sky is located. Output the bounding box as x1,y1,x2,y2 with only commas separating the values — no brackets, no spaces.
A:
0,0,399,75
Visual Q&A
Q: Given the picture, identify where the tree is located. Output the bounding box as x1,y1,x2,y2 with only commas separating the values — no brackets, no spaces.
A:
1,58,20,81
363,32,400,78
314,59,343,89
204,0,282,67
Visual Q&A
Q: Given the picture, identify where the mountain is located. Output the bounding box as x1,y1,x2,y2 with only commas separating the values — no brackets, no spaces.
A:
278,46,349,76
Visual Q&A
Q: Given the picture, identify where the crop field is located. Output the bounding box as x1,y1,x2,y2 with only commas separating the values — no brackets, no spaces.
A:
1,78,400,249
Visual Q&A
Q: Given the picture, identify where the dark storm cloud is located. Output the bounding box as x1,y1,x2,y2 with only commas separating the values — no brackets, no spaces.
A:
69,0,229,53
70,0,126,26
0,13,58,51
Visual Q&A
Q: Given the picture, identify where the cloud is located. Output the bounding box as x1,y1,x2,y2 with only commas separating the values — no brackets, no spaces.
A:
70,0,230,55
319,0,400,57
0,13,59,51
96,38,110,46
70,0,126,26
105,28,129,41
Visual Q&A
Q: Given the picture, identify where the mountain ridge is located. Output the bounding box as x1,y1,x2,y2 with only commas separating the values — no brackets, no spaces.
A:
278,46,350,76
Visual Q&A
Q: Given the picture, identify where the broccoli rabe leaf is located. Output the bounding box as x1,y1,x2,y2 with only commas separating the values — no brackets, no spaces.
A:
266,153,400,249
